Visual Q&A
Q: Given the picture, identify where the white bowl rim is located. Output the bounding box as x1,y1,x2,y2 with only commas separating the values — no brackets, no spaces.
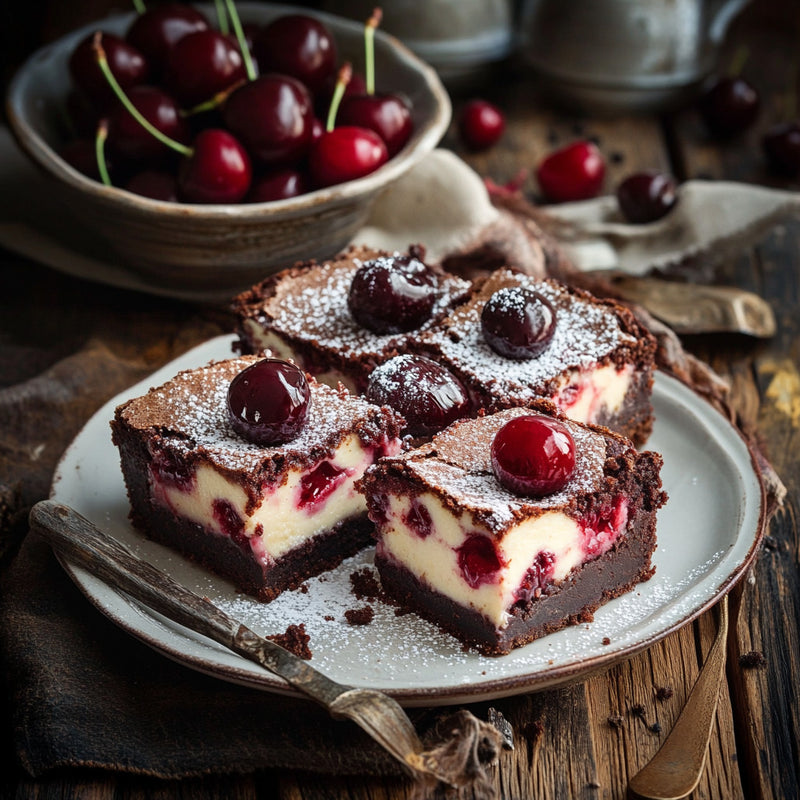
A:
5,1,452,221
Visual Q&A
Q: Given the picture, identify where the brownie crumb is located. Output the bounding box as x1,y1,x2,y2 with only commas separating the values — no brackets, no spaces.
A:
299,583,309,594
323,615,335,621
350,567,382,601
739,650,767,669
602,637,611,646
655,686,674,702
763,535,778,552
345,606,375,625
631,704,646,719
607,714,624,729
522,719,545,743
487,708,515,750
266,623,312,660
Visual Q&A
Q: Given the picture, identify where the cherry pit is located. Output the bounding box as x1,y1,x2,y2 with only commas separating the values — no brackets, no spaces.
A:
62,3,414,204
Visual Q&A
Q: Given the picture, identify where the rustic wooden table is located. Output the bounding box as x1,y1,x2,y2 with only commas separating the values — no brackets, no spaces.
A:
1,1,798,798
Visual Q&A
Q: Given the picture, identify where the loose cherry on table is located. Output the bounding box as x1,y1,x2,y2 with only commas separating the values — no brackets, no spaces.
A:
253,13,337,96
458,99,505,151
365,354,470,437
536,140,606,203
336,9,413,158
616,171,678,224
699,75,760,138
348,247,439,334
762,121,800,176
227,359,311,445
491,414,576,497
481,287,556,360
69,32,150,109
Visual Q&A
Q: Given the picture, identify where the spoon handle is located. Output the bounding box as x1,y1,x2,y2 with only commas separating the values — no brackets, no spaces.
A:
628,595,729,800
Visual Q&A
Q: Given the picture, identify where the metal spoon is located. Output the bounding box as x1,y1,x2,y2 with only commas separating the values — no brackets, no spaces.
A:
628,595,730,800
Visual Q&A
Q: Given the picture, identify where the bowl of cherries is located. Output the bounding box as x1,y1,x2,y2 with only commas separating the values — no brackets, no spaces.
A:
6,2,451,294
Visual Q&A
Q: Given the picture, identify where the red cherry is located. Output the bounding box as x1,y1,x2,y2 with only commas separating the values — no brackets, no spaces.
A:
223,75,314,167
226,359,310,445
338,93,413,157
458,99,505,151
164,29,246,108
299,461,347,510
245,168,309,202
253,14,337,95
178,128,251,204
69,32,150,109
125,169,178,201
126,2,210,75
309,125,388,187
59,138,114,182
762,121,800,176
107,85,190,163
616,171,678,224
537,140,606,202
700,76,760,138
480,287,556,360
491,414,576,497
457,534,504,589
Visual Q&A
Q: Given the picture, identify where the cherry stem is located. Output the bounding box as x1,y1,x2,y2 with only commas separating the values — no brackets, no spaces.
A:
131,0,146,14
728,45,749,77
365,7,382,95
92,31,193,157
224,0,256,81
326,62,352,132
214,0,229,35
95,118,112,186
181,78,246,117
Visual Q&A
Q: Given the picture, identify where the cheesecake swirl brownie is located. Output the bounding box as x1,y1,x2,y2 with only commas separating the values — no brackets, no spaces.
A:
359,406,666,655
111,355,404,600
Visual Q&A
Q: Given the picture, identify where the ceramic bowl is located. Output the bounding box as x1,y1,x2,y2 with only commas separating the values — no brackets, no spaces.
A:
5,3,451,295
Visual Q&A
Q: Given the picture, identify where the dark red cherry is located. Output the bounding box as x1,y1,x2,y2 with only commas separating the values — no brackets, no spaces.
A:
164,29,246,108
107,85,190,162
458,99,505,151
366,354,470,437
309,125,388,187
253,14,337,95
404,498,433,538
457,534,504,589
60,138,113,182
347,250,439,334
223,75,314,167
700,75,760,138
299,461,346,510
125,169,178,201
537,140,605,202
126,3,210,75
481,287,556,360
514,551,556,604
616,171,678,224
762,121,800,176
178,128,251,204
491,414,576,497
246,168,309,202
227,359,310,445
338,93,413,157
69,32,150,109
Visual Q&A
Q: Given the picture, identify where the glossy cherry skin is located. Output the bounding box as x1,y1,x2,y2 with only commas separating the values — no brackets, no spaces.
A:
338,93,413,157
537,140,606,202
347,251,438,334
253,14,337,95
491,414,576,497
366,354,470,437
69,32,150,110
616,171,678,224
309,126,388,188
458,99,505,151
481,287,556,360
226,358,310,445
457,534,504,589
107,85,190,163
125,169,178,201
223,75,314,167
700,76,760,138
246,168,310,202
178,128,252,204
164,29,246,108
762,121,800,176
126,2,210,74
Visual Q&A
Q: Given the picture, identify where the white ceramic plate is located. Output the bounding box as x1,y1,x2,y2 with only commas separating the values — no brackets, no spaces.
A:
51,335,765,706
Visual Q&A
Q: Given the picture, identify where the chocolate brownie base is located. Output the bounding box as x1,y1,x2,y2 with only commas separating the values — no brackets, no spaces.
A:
375,508,656,656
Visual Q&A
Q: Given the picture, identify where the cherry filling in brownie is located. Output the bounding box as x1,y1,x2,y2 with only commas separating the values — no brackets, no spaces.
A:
359,406,666,655
111,356,404,601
